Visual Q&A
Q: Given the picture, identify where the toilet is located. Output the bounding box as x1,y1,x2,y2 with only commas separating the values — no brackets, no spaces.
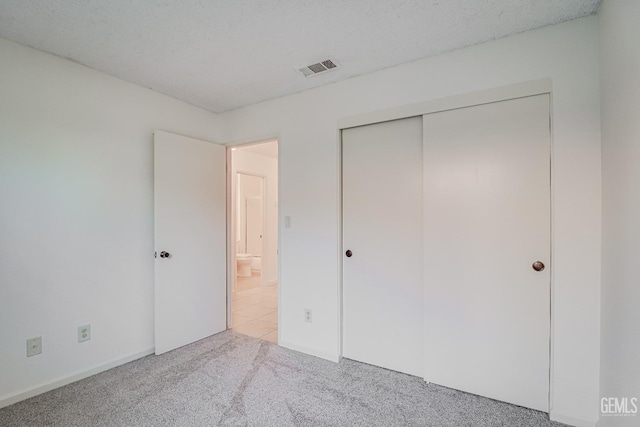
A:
236,253,253,277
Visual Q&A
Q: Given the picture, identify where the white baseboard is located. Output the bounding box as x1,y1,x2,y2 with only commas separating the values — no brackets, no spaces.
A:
0,348,154,409
278,340,340,363
550,411,598,427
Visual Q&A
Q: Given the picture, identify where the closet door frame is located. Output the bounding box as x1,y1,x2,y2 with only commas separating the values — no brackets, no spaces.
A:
337,78,554,408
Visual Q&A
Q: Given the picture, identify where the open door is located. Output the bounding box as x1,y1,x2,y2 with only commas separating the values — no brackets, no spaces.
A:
154,130,226,355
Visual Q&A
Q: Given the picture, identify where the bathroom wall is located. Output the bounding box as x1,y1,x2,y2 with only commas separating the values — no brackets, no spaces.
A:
237,173,263,262
232,146,278,285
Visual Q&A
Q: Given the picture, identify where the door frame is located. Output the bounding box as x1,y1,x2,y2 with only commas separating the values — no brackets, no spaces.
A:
225,139,279,331
337,78,554,409
236,172,266,285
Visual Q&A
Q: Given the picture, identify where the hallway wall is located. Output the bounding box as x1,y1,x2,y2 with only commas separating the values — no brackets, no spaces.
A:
233,148,278,285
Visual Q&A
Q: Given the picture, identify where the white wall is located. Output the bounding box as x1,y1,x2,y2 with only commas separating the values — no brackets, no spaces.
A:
0,37,224,406
232,149,278,285
221,17,602,425
599,1,640,426
0,15,605,425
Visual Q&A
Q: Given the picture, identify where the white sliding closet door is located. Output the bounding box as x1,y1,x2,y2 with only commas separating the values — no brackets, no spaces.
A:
422,95,551,411
342,117,423,377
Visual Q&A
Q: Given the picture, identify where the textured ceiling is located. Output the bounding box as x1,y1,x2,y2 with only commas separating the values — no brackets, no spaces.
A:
0,0,601,113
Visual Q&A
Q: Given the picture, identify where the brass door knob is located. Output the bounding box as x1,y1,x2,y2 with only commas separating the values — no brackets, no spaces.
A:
532,261,545,272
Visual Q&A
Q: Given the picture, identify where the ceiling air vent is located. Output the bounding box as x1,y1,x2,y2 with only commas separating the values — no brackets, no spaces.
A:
298,58,340,77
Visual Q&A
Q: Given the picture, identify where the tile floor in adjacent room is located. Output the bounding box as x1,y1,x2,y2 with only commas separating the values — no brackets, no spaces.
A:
231,273,278,343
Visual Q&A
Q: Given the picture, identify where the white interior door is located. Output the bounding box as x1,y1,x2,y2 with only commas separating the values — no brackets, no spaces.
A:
342,116,423,377
422,95,551,411
154,130,226,355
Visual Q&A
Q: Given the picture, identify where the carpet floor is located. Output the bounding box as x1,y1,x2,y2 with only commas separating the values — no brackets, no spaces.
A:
0,331,567,426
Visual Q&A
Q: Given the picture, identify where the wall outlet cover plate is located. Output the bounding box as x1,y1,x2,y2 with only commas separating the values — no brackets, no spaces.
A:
78,324,91,342
27,336,42,357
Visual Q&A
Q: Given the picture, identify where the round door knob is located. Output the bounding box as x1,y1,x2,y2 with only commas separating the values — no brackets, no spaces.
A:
160,251,171,258
345,250,353,258
532,261,545,272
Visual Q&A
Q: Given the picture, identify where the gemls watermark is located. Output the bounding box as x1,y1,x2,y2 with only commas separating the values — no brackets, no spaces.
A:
601,397,638,417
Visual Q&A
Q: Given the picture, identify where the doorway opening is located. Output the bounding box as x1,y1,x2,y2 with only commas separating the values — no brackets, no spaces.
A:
228,139,278,343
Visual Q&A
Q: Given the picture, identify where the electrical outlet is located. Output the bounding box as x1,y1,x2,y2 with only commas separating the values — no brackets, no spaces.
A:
78,324,91,343
304,308,312,323
26,336,42,357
